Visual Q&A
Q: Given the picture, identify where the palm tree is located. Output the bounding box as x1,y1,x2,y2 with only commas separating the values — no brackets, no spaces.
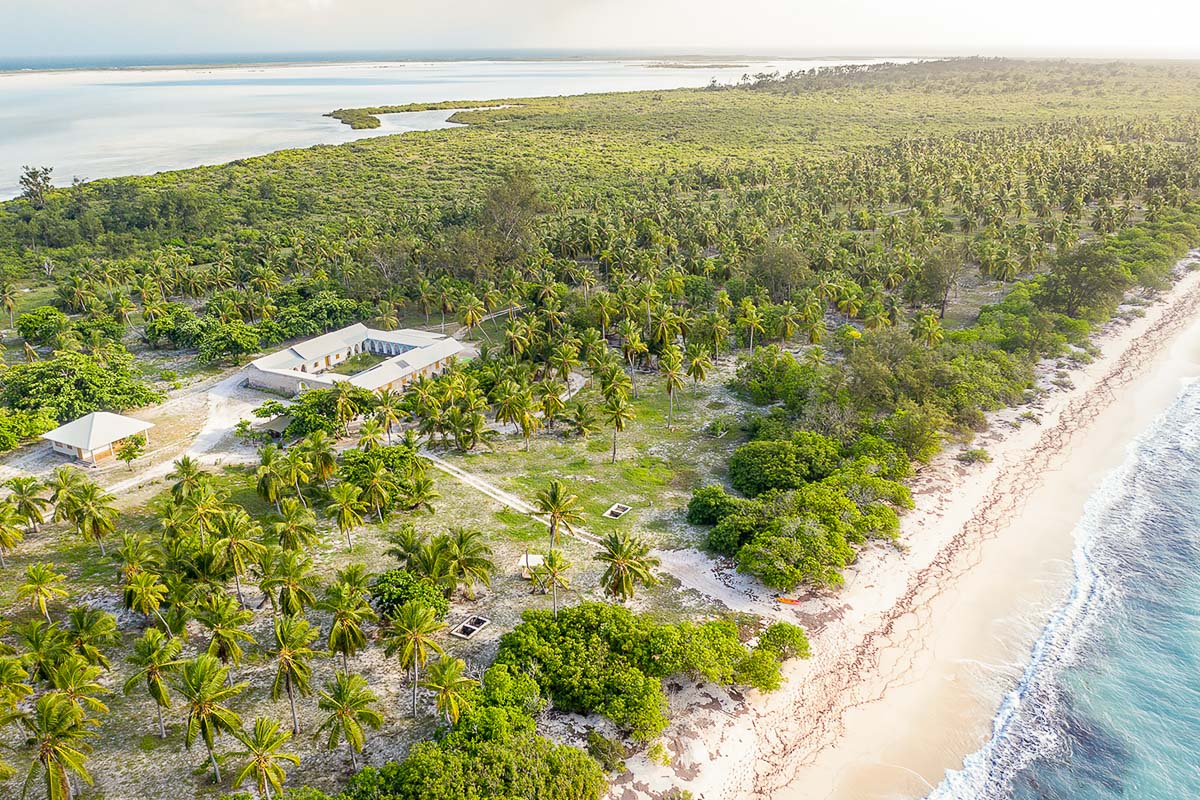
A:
316,671,383,770
442,527,494,600
359,461,395,522
281,448,312,507
660,345,685,430
167,456,208,502
531,549,571,618
19,563,69,623
0,655,33,711
70,483,117,556
260,549,318,618
194,592,255,675
271,498,319,552
212,508,266,608
594,532,661,602
64,607,118,669
0,499,24,568
326,482,366,550
19,691,95,800
176,654,246,784
125,571,170,629
6,476,48,534
374,389,403,445
568,400,600,438
602,393,635,464
301,431,337,487
357,418,385,453
271,616,319,735
46,466,85,525
318,583,375,671
533,479,583,549
230,717,301,800
49,656,111,718
256,445,288,513
123,629,182,738
910,312,945,348
421,656,478,724
382,601,446,718
685,345,712,388
738,299,764,354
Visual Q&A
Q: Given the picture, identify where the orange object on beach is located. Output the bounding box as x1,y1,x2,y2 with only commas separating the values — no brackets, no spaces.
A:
777,597,802,605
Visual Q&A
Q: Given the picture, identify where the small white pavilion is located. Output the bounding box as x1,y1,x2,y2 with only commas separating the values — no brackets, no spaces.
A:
42,412,153,465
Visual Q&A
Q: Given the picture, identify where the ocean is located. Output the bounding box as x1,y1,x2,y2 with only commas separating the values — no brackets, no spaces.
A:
0,55,901,198
928,378,1200,800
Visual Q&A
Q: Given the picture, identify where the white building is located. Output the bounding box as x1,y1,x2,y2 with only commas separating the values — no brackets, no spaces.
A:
42,412,154,465
245,323,462,396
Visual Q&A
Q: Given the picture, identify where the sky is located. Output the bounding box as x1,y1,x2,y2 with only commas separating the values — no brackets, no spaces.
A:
2,0,1199,63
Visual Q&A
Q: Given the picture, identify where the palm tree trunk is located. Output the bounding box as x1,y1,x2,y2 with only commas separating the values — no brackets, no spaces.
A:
552,582,559,618
208,744,222,783
98,537,106,557
668,391,674,430
264,779,274,800
288,678,299,734
349,745,358,771
411,663,419,718
234,571,244,607
611,427,618,464
0,550,5,569
156,704,166,738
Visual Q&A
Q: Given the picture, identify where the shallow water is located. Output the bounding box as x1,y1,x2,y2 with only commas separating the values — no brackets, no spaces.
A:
928,378,1200,800
0,57,897,197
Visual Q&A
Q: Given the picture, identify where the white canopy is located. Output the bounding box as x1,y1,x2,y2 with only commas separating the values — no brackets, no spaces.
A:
41,412,153,451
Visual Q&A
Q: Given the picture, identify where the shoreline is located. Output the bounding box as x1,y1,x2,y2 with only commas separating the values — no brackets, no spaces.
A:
626,252,1200,799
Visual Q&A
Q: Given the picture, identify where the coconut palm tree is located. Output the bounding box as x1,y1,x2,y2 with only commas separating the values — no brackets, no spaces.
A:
70,483,117,557
594,532,661,602
19,563,69,623
533,479,583,549
212,508,266,607
64,607,118,669
317,583,375,671
442,527,494,600
910,312,945,348
382,601,446,718
738,299,764,354
193,592,254,675
316,671,383,770
0,499,24,568
5,476,48,534
167,456,208,502
357,418,385,453
421,656,477,724
374,389,403,445
49,656,111,718
326,482,366,550
531,549,571,618
271,616,319,734
256,445,289,513
46,466,85,525
19,691,95,800
301,431,337,487
685,345,712,388
358,461,395,522
176,654,246,784
230,717,301,800
125,571,170,629
123,628,182,738
270,498,319,552
660,345,685,430
260,549,318,619
601,393,635,464
398,475,440,515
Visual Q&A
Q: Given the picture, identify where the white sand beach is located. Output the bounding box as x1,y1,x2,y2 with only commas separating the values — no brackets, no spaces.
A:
623,252,1200,800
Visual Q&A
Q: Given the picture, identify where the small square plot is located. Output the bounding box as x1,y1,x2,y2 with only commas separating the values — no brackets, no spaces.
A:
603,503,632,519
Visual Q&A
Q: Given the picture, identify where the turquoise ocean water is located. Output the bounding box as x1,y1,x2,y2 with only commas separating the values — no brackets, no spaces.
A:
928,378,1200,799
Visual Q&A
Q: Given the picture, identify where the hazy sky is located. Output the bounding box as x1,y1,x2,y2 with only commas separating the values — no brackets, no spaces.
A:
3,0,1199,61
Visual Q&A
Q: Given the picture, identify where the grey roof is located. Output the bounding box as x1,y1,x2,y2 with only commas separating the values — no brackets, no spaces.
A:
42,412,154,451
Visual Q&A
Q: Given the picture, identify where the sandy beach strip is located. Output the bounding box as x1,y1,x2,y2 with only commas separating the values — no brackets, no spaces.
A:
621,252,1200,800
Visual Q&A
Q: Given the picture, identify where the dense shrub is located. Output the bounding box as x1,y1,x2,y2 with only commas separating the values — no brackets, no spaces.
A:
371,569,449,621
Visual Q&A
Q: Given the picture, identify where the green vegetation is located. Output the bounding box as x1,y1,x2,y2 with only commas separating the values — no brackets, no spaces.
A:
1,57,1200,799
